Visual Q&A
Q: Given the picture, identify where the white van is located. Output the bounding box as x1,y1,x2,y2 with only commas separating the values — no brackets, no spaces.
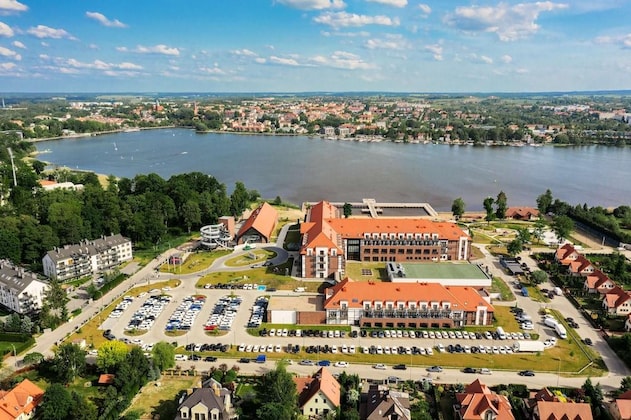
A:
294,287,305,293
496,327,507,340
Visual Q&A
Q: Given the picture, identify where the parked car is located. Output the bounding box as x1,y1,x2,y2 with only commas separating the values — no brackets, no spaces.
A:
463,367,477,374
238,357,251,363
584,338,593,345
373,364,387,370
479,368,492,375
426,366,443,373
318,360,331,366
392,364,407,370
518,370,535,376
334,361,349,368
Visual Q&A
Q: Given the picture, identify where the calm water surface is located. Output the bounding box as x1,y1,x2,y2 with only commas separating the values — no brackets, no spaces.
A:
36,129,631,211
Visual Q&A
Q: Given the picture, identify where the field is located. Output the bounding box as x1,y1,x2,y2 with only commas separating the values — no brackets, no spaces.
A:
125,376,200,419
196,269,324,292
160,250,231,274
490,277,516,302
223,249,277,267
345,262,388,281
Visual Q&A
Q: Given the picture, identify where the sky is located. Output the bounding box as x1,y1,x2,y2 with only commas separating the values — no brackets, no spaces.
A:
1,0,631,93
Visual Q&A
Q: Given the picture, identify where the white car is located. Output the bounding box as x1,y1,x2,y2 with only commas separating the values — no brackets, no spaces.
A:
479,368,493,375
334,361,349,368
373,364,387,370
437,343,445,353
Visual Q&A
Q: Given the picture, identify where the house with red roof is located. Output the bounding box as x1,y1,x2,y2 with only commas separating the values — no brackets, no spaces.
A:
361,384,411,420
454,379,514,420
567,256,595,276
0,379,45,420
602,286,631,316
533,400,593,420
583,269,616,294
324,278,493,328
293,367,340,418
555,244,580,265
235,202,278,245
611,389,631,420
300,201,471,279
505,207,540,221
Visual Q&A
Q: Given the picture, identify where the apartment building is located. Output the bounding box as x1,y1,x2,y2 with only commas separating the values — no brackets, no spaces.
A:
300,201,471,279
42,234,133,281
0,260,48,314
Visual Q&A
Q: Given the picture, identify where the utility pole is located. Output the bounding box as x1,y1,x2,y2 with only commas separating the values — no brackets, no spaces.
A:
7,147,17,187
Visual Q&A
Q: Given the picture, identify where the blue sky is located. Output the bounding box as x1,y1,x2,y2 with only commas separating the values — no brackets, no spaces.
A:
1,0,631,92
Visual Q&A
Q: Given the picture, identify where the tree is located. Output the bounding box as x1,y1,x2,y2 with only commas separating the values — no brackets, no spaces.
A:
32,160,46,175
70,391,98,420
516,228,531,244
537,189,553,214
533,218,546,244
552,215,574,243
22,352,44,365
152,341,175,372
530,270,548,285
507,239,523,257
181,200,201,233
451,197,465,220
343,202,352,218
39,383,73,420
51,343,86,384
230,181,249,217
97,340,129,372
495,191,507,219
483,197,495,223
257,363,297,420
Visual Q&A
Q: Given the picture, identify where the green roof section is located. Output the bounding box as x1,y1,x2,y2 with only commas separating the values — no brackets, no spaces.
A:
399,263,488,280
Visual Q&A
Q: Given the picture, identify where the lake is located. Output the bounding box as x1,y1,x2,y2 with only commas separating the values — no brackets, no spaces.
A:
36,129,631,211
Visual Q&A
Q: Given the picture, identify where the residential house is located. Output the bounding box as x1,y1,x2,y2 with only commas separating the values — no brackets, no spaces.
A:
567,256,595,277
0,260,48,314
555,244,580,265
625,314,631,332
235,202,278,245
583,269,615,294
0,379,45,420
293,367,340,418
454,379,514,420
324,278,494,328
360,383,411,420
175,378,236,420
37,179,84,192
42,234,133,281
505,207,540,220
611,389,631,420
300,201,471,279
533,400,593,420
602,286,631,316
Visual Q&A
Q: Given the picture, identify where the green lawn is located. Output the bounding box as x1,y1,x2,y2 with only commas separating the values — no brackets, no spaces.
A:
491,277,516,302
160,250,232,274
224,249,277,267
493,306,521,331
283,226,301,251
125,376,200,419
345,262,388,281
196,269,325,292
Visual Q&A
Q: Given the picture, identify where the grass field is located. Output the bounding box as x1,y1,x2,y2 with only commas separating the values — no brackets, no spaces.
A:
125,376,199,419
196,269,324,292
491,277,516,302
223,249,276,267
64,279,181,348
345,262,388,281
160,250,232,274
492,306,521,331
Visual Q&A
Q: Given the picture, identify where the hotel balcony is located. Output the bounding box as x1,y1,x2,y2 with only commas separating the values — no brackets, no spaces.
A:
362,308,456,319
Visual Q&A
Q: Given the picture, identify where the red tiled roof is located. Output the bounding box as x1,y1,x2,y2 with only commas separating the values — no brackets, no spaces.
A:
237,202,278,241
537,401,593,420
584,269,612,291
98,374,115,385
568,256,593,275
293,367,340,409
456,379,514,420
0,379,44,420
556,244,578,262
604,286,631,309
324,278,493,313
505,207,539,219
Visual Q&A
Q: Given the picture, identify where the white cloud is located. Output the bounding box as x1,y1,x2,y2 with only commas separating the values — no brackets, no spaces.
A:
595,33,631,49
232,49,258,57
0,62,16,70
501,54,512,64
366,0,407,7
269,55,301,66
515,68,529,74
40,41,48,47
365,34,409,50
424,44,443,61
255,57,267,64
0,21,13,37
103,70,140,77
200,65,226,75
444,2,568,41
0,0,27,14
310,50,374,69
27,25,76,40
321,30,370,37
119,44,180,56
276,0,345,10
0,45,19,60
468,53,493,64
314,11,400,28
418,4,431,15
89,43,98,50
63,58,143,71
86,11,127,28
12,40,24,48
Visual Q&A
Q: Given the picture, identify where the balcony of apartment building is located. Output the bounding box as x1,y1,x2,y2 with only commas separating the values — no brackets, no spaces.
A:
360,307,463,328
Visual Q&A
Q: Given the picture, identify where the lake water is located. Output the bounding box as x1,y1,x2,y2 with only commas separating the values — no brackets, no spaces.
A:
36,129,631,211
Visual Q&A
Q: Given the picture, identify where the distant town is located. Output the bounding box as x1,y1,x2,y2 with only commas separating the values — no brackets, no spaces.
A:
1,93,631,146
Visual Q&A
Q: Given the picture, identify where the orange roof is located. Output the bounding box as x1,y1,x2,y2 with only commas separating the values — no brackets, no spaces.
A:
0,379,44,420
301,200,468,254
38,180,57,186
237,202,278,241
506,207,539,218
537,401,593,420
324,278,493,313
616,396,631,420
456,379,514,420
568,256,593,274
293,367,340,409
556,244,578,262
584,269,613,291
98,374,115,385
604,286,631,309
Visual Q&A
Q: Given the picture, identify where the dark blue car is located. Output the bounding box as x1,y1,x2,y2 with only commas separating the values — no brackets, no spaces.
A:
318,360,331,366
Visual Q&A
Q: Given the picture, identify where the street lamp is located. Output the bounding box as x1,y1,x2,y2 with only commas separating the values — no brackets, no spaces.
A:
10,344,16,367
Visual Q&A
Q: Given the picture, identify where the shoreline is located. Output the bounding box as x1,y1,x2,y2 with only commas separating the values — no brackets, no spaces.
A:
25,125,177,144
